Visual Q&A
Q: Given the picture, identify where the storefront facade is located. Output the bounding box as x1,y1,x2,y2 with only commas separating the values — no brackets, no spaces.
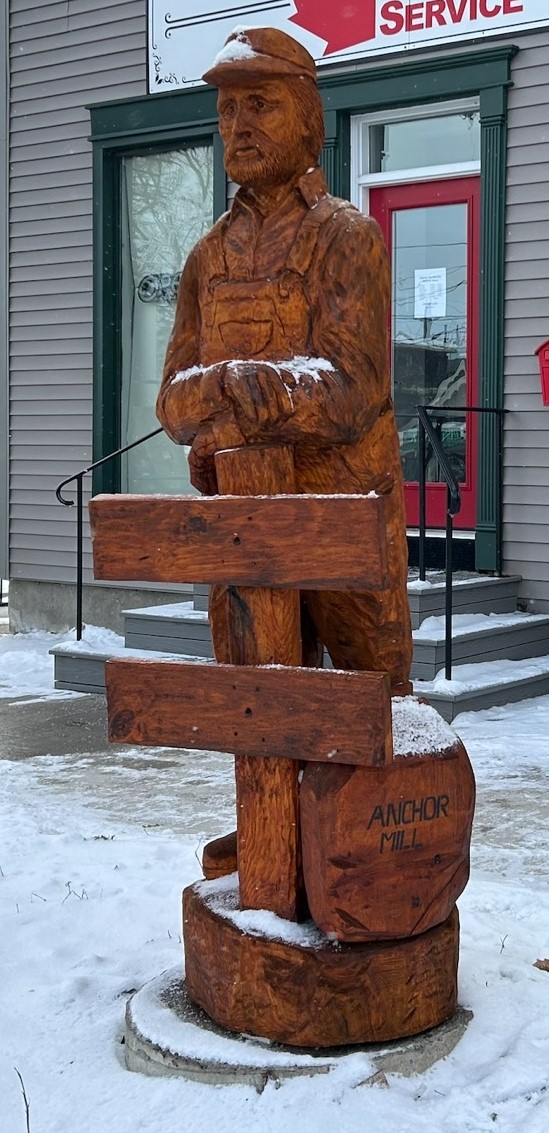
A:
7,2,549,627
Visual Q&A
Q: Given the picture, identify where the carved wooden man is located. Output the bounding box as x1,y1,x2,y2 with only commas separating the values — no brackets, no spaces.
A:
156,26,412,693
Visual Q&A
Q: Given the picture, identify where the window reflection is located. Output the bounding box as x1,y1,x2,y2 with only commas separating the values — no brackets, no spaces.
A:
365,112,480,175
391,204,468,483
120,147,214,494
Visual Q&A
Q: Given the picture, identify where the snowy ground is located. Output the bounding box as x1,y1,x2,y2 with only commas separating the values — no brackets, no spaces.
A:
1,632,549,1132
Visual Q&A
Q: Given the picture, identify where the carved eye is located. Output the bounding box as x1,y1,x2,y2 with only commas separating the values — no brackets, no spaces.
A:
252,97,267,111
220,102,236,118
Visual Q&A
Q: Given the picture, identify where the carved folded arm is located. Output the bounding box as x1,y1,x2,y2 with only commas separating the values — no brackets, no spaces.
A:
222,215,391,448
156,214,391,465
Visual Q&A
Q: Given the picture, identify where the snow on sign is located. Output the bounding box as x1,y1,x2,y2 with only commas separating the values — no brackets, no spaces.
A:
148,1,548,91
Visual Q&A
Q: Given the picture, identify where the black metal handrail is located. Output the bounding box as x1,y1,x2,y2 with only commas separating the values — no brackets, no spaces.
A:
417,405,461,682
56,427,163,640
416,404,505,680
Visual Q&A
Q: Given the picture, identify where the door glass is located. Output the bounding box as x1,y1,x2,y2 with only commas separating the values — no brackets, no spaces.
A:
120,146,214,493
364,112,480,175
392,203,468,483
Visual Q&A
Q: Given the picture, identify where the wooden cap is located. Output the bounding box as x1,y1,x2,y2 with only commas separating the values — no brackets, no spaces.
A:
203,27,317,87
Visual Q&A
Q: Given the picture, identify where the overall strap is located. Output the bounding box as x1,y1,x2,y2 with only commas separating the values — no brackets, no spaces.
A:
287,197,357,277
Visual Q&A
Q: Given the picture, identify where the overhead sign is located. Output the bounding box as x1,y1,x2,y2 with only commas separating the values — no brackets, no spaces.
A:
148,2,548,91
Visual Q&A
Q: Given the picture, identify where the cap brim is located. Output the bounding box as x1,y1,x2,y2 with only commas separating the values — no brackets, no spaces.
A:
203,55,315,87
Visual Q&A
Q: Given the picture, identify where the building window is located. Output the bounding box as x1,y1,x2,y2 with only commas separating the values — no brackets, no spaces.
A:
352,100,481,198
89,84,222,494
351,102,481,529
120,146,214,494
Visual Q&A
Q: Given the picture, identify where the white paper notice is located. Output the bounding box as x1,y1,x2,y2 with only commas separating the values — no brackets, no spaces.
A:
414,268,447,319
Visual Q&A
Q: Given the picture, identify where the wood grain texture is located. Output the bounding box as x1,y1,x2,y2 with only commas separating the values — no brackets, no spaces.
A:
183,881,459,1047
88,491,388,590
202,832,237,880
105,660,393,767
300,740,475,943
214,445,303,921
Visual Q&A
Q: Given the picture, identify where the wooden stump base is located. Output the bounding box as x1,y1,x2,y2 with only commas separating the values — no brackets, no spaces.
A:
183,877,460,1048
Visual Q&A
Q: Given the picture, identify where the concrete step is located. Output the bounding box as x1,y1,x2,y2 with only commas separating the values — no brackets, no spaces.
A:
51,575,544,717
411,612,549,681
123,576,524,657
415,656,549,722
124,601,212,657
407,573,521,629
51,626,211,695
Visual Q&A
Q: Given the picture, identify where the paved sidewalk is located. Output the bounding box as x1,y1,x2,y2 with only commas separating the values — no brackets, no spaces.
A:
0,692,109,760
0,685,236,840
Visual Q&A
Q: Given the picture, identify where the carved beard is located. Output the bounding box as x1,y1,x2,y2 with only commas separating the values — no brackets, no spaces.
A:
224,135,308,191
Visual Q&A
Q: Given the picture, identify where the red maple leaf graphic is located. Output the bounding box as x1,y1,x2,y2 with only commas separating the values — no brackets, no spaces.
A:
289,1,377,56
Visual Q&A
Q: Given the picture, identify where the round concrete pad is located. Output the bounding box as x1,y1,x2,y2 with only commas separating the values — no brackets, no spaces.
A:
125,967,472,1088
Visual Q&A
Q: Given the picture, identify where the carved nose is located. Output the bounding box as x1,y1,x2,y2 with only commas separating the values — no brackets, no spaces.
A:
233,106,253,133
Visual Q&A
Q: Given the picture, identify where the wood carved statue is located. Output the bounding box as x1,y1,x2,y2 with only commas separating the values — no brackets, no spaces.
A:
156,25,413,695
89,27,475,1052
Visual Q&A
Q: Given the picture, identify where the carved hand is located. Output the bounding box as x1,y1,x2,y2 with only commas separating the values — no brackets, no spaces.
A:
158,362,229,445
189,411,247,494
223,361,294,436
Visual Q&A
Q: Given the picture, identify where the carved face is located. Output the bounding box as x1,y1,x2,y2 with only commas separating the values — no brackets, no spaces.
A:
217,79,310,190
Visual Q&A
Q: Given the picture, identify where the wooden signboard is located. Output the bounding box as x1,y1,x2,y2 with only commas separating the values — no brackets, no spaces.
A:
106,659,393,767
89,491,388,590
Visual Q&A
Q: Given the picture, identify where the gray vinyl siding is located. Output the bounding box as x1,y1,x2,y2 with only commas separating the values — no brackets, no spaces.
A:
8,0,146,584
503,29,549,611
0,0,7,578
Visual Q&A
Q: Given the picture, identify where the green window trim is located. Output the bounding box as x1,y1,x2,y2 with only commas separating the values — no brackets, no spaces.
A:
90,88,224,495
90,43,517,569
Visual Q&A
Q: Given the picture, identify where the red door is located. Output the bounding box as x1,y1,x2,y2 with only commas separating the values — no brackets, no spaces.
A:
370,178,480,529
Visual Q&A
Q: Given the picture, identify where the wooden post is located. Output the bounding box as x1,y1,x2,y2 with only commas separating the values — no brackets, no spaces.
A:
214,444,303,920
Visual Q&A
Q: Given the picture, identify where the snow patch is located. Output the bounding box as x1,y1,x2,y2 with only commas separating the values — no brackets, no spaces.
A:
392,696,458,757
417,655,549,695
414,611,549,641
210,33,258,66
196,874,330,949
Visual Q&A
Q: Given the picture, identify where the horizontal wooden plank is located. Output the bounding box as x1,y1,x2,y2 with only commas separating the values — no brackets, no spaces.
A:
90,493,389,589
106,660,393,767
